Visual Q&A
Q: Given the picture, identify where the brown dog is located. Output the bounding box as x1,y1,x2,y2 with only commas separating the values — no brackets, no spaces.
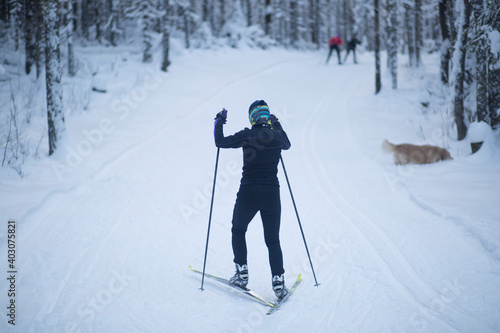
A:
382,139,452,165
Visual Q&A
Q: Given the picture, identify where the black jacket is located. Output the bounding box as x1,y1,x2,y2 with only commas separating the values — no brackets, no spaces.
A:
214,120,291,186
347,38,361,50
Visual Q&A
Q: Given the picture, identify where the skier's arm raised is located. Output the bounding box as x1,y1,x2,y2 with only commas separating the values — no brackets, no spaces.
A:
214,109,250,149
270,114,291,150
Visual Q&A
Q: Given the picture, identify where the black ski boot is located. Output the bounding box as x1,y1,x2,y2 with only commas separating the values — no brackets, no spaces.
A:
272,274,289,299
229,263,248,288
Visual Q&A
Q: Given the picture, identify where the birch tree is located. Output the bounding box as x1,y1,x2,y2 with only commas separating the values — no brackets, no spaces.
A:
387,0,398,89
44,0,66,155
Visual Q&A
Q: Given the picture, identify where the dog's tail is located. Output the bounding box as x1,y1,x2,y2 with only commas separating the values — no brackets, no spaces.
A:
381,139,395,153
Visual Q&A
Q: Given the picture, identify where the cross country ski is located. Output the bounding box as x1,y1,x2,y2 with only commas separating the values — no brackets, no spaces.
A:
189,265,277,308
190,266,303,315
267,274,302,315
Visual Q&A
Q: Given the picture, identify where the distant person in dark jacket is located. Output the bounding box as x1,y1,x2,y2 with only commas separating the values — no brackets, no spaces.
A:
344,36,361,64
213,100,291,299
326,35,344,65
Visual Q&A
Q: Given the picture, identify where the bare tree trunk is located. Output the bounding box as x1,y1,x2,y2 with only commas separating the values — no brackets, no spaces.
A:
275,0,286,45
44,0,66,155
489,0,500,129
218,0,226,36
180,4,190,49
107,0,118,46
404,3,415,67
472,0,488,123
308,0,320,47
245,0,252,26
0,0,7,22
453,0,471,140
10,0,21,51
387,0,398,89
315,0,320,48
490,68,500,129
67,0,76,76
81,0,89,40
439,0,451,84
95,0,103,42
290,0,298,47
326,0,332,42
264,0,272,35
34,0,44,78
447,0,457,42
374,0,381,94
143,17,153,63
203,0,214,30
25,0,35,75
343,0,347,40
161,0,170,72
414,0,422,66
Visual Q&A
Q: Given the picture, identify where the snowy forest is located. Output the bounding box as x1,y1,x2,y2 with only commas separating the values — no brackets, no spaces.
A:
0,0,499,171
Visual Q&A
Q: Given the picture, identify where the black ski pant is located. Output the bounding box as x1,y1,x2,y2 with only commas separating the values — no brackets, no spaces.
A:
326,45,342,64
231,184,284,277
344,48,357,63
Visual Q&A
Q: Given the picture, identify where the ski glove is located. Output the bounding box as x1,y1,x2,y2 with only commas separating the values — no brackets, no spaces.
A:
215,109,228,124
269,114,283,131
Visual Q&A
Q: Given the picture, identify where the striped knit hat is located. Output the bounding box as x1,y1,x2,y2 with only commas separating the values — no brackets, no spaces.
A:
248,100,271,126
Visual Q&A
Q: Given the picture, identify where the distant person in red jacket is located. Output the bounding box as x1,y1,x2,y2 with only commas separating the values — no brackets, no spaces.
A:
326,35,344,65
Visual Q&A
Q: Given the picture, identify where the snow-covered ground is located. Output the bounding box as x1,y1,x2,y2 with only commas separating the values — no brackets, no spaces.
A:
1,46,499,332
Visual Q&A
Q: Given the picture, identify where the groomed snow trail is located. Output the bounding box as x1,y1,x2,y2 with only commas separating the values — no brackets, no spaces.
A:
1,49,499,333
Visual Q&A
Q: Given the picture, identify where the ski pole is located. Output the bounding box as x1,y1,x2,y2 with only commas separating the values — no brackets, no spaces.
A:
200,147,220,291
280,155,320,287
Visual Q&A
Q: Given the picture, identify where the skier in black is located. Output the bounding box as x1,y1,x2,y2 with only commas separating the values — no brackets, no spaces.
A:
343,36,361,64
213,100,291,299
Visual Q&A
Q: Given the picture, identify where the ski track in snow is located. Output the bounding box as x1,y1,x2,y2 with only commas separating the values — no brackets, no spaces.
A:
17,54,313,235
93,53,318,183
298,61,497,332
